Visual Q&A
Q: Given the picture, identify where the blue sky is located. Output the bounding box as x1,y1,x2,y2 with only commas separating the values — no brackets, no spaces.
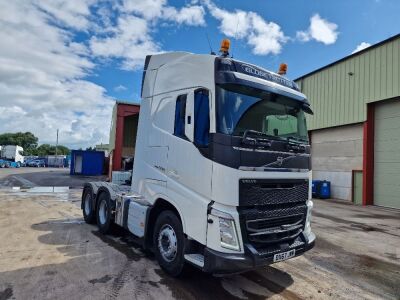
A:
91,0,400,102
0,0,399,148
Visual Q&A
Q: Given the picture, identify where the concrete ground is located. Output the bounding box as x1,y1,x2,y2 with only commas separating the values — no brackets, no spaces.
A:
0,168,106,188
0,186,399,300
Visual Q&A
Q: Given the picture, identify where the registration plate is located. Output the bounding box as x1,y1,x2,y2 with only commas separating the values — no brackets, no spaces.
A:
273,249,296,262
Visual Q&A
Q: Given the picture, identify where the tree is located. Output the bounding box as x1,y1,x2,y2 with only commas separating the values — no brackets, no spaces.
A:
0,132,38,149
0,132,69,156
31,144,70,156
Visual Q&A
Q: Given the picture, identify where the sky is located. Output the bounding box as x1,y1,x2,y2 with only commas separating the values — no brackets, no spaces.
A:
0,0,399,149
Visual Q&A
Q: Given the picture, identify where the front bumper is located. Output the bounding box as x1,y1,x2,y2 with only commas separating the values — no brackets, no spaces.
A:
203,232,315,275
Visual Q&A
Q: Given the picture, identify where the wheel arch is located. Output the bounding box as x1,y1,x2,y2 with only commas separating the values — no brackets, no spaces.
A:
144,197,185,250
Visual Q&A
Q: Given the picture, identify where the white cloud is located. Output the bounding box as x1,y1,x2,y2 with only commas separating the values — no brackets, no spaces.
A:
33,0,97,30
90,1,205,69
90,15,161,70
121,0,166,20
114,84,127,92
162,5,206,26
0,0,114,149
0,0,209,149
297,14,338,45
121,0,205,26
352,42,371,54
204,1,287,55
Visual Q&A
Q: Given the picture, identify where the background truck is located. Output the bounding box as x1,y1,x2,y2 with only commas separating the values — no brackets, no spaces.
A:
0,145,24,167
81,41,315,276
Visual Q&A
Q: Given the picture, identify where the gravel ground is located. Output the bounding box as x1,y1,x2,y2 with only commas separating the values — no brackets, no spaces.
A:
0,186,399,300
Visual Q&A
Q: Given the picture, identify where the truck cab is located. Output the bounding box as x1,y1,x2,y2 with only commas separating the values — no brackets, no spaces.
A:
82,50,315,276
0,145,24,166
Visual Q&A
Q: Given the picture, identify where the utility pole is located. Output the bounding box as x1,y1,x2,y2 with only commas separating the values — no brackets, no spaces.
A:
55,129,59,156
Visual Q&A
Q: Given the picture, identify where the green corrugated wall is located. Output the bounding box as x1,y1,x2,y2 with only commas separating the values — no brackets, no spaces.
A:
296,36,400,130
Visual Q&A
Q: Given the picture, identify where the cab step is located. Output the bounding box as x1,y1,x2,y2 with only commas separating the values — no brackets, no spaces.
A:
184,253,204,268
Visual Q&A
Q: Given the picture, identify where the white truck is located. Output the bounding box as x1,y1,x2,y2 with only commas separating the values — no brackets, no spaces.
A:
0,145,24,167
82,44,315,276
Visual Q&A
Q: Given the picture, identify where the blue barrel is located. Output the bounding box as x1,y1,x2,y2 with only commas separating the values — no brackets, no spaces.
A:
319,181,331,199
312,180,321,197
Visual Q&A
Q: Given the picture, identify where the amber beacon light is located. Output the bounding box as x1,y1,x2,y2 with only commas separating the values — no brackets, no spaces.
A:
219,38,230,56
278,63,287,75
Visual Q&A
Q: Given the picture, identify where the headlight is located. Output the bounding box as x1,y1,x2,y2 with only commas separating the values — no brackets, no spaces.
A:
304,200,313,236
210,208,240,251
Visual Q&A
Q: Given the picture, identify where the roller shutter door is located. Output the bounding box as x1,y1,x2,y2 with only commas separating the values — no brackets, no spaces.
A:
374,99,400,209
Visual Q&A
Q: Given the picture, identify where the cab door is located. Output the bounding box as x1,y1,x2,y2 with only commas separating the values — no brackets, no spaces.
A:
167,88,212,244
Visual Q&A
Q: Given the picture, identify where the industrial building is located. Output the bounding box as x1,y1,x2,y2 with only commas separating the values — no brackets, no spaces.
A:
296,34,400,208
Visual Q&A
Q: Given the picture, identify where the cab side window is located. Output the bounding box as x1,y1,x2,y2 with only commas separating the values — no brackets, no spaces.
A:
174,94,187,139
194,89,210,147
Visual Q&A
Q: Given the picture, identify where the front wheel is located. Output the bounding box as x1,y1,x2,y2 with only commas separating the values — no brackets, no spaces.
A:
153,211,185,277
96,192,113,234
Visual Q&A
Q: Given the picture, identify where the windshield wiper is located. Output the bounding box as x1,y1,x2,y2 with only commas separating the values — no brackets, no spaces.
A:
242,130,284,141
286,136,309,144
262,153,307,168
284,136,308,152
241,130,283,147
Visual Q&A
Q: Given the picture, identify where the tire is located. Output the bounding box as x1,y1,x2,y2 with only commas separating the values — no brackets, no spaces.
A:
96,192,113,234
82,188,96,224
153,210,185,277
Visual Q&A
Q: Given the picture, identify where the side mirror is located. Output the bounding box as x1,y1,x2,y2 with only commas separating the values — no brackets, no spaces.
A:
185,90,194,142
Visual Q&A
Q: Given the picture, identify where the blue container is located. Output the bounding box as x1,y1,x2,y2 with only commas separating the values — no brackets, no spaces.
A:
312,180,321,197
70,150,104,176
319,181,331,199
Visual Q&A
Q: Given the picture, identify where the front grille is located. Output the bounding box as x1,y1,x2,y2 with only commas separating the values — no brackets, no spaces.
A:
239,178,308,206
247,214,303,232
238,179,308,252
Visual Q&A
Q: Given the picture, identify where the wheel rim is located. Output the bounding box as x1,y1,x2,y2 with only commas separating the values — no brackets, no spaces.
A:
84,193,91,216
158,224,178,262
99,200,108,225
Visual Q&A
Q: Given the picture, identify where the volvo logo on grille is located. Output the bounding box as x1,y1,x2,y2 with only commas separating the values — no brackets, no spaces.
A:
242,179,257,184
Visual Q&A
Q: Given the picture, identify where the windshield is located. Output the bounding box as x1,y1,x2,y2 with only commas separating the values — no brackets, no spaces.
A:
216,84,309,143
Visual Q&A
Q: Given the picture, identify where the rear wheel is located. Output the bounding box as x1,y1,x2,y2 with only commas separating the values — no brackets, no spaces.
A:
82,188,96,224
153,210,185,277
96,192,112,234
